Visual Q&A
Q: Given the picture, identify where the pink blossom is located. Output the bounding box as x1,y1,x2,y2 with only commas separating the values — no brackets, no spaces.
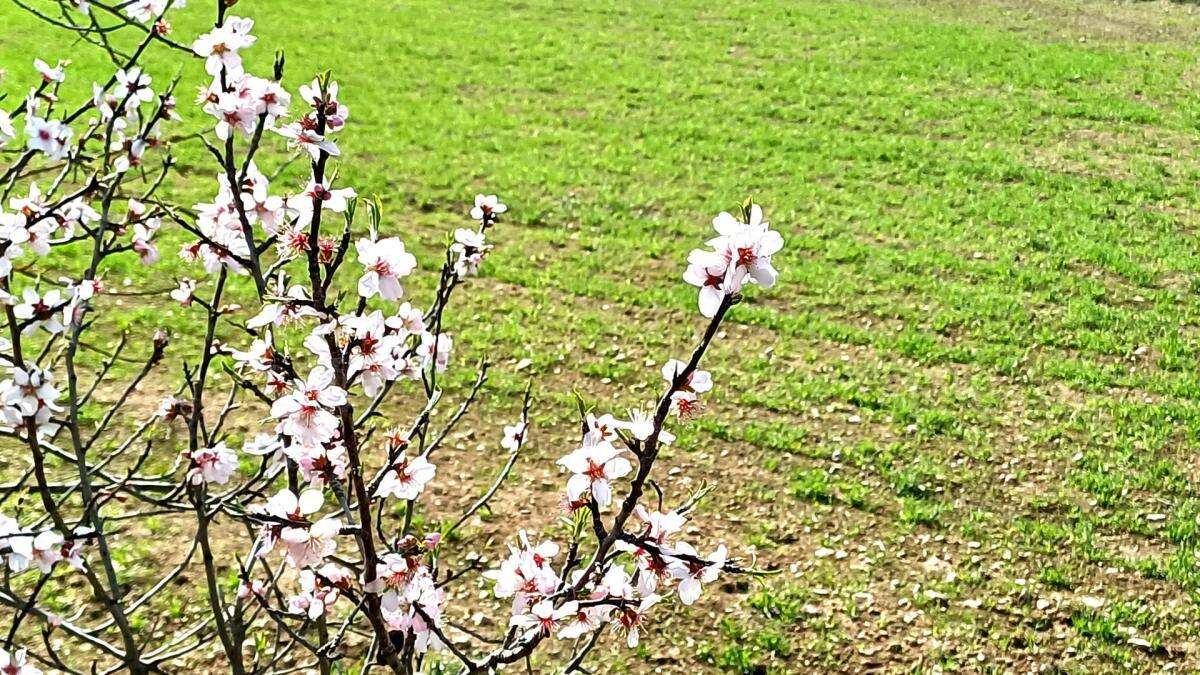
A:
356,236,416,300
278,514,340,566
637,506,686,544
294,181,356,214
60,535,85,571
237,579,267,599
297,78,349,130
292,443,347,487
270,367,346,446
229,333,276,372
13,288,65,335
367,552,421,595
0,111,14,147
378,565,443,653
24,117,72,160
273,123,339,159
345,311,403,395
0,648,40,675
510,599,578,638
30,530,63,573
661,358,712,393
246,283,319,329
385,302,425,336
617,408,674,445
247,77,290,119
288,567,346,619
682,247,733,318
416,331,452,373
257,488,340,568
242,433,285,465
668,542,726,605
557,440,632,508
557,603,610,640
669,390,701,418
469,194,507,223
501,420,527,452
583,412,621,445
170,279,196,306
132,220,160,265
204,91,258,140
33,58,64,83
239,162,286,230
483,532,561,612
684,205,783,317
187,442,238,485
2,366,63,436
0,515,33,572
191,16,254,77
450,227,491,276
709,204,783,291
615,594,661,648
375,454,436,501
114,67,154,108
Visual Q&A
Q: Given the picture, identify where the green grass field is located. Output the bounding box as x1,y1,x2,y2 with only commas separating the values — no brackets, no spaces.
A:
5,0,1200,671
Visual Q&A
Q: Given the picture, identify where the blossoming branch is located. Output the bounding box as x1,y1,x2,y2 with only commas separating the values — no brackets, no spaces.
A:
0,1,785,673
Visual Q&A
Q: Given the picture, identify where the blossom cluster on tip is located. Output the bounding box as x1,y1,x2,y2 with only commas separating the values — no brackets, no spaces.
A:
199,188,509,653
0,55,171,381
242,480,447,652
501,385,728,646
556,404,684,512
274,79,348,159
684,203,783,317
187,19,374,275
0,209,144,427
18,60,72,159
478,205,784,648
98,67,174,173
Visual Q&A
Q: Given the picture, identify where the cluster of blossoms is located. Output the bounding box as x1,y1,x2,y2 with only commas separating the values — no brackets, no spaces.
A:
0,45,175,460
362,537,445,652
180,17,512,658
21,60,72,161
685,203,783,317
0,181,82,278
0,4,784,673
0,367,62,439
186,17,295,272
95,66,175,173
0,514,85,576
479,331,729,647
209,189,504,653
